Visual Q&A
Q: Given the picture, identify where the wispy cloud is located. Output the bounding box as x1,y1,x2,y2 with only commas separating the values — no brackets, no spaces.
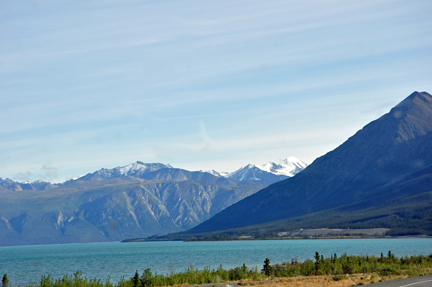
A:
1,0,431,182
13,171,33,182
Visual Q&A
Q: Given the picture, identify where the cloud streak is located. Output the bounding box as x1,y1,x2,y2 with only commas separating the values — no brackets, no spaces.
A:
1,0,431,182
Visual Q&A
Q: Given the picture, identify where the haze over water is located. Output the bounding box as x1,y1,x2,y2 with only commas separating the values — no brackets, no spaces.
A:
1,239,432,286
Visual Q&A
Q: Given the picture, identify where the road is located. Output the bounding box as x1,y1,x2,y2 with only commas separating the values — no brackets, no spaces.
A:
365,275,432,286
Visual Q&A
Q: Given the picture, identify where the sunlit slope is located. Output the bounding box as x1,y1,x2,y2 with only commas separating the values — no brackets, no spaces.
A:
0,169,264,246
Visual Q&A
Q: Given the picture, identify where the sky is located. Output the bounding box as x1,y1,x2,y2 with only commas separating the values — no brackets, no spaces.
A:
1,0,432,183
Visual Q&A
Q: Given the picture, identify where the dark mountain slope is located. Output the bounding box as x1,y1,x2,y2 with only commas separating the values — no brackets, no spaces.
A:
192,91,432,232
157,152,432,241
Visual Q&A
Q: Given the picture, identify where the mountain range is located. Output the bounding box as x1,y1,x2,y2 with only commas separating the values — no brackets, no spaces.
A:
202,157,307,185
0,178,57,195
183,91,432,237
3,90,430,245
0,158,305,246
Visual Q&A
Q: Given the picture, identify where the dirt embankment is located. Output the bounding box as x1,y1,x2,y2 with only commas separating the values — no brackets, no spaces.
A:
187,272,431,287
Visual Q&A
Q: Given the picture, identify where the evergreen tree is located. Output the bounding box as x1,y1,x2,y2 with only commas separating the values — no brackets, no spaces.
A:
133,270,140,287
2,274,9,287
140,268,152,287
314,252,320,272
262,258,272,276
241,263,247,273
388,250,395,261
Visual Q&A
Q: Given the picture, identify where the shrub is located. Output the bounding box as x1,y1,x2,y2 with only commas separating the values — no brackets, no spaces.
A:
300,259,315,276
332,275,347,281
342,262,353,274
378,265,401,276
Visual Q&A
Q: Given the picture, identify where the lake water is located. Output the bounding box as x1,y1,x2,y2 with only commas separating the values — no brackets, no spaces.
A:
1,239,432,286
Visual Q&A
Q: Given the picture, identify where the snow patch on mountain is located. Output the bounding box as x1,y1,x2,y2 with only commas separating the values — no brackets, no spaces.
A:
78,162,173,181
256,157,308,177
200,157,307,183
118,161,172,176
225,157,307,185
200,170,231,178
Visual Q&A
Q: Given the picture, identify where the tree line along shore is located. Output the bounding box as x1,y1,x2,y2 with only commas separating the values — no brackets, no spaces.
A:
3,251,432,287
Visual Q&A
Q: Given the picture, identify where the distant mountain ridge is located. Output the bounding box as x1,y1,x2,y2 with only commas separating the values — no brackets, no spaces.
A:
0,166,266,246
201,157,307,185
0,178,56,195
80,157,307,185
77,162,172,181
190,91,432,235
0,155,306,246
1,157,307,195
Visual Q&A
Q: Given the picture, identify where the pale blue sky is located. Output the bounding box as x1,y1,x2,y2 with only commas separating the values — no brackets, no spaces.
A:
1,0,431,183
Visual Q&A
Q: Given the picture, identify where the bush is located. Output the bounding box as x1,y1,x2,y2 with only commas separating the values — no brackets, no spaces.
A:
342,262,353,274
332,275,347,281
378,265,401,276
300,260,315,276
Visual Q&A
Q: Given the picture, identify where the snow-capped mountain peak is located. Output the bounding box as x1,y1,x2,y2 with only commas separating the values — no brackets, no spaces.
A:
257,157,307,177
227,157,308,185
117,161,172,176
79,161,172,181
282,156,308,167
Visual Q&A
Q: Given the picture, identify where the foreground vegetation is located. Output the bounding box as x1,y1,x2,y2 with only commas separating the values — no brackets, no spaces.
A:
5,252,432,287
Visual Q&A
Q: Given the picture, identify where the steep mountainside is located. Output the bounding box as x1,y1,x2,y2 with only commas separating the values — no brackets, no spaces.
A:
0,167,264,246
192,91,432,233
1,156,307,245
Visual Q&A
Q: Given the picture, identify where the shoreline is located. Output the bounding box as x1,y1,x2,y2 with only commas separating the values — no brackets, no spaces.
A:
124,227,432,242
124,235,432,243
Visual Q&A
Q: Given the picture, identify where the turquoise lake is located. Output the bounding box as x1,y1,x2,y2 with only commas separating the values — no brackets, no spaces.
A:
1,239,432,286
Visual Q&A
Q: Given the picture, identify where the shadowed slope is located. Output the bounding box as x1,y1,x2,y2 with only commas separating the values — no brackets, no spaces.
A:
192,91,432,232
